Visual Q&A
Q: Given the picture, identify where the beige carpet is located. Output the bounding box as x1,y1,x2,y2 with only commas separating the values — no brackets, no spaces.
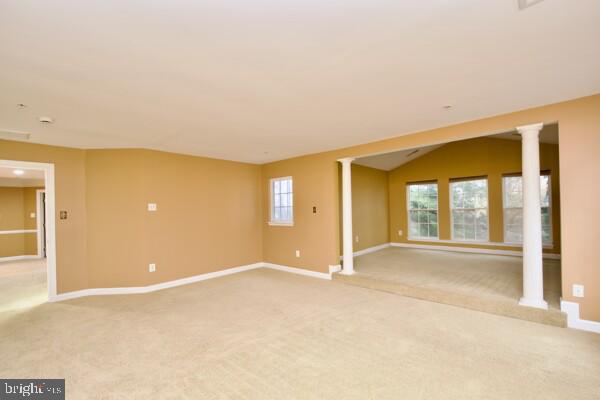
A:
1,268,599,399
0,258,47,312
353,247,562,309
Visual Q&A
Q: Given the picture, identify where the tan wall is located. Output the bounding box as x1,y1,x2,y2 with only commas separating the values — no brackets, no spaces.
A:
262,93,600,321
338,164,389,253
0,186,41,257
2,93,599,322
85,148,263,288
388,136,561,253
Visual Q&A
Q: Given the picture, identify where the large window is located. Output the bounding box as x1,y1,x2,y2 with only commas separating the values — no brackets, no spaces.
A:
270,177,293,225
450,178,489,241
407,182,438,239
502,174,552,245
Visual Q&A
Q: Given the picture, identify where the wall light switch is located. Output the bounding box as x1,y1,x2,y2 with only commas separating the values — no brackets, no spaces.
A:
149,263,156,272
30,212,36,218
295,250,300,258
147,203,157,211
572,284,584,298
398,230,403,236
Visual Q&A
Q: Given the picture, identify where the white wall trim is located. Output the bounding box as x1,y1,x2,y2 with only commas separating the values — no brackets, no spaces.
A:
406,238,554,249
50,261,334,302
0,229,37,235
50,262,265,302
339,242,391,260
262,262,332,280
0,159,55,300
36,189,45,258
0,255,41,263
391,242,561,259
329,264,342,274
560,300,600,334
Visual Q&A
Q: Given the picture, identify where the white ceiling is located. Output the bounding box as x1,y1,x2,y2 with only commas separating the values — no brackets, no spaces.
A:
0,167,45,187
0,1,598,164
354,144,443,171
356,123,558,171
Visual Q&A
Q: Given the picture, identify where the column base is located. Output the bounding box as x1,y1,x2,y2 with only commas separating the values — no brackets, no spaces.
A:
339,270,355,276
519,297,548,310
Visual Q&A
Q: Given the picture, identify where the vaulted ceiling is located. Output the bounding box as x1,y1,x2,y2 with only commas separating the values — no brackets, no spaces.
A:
1,1,599,163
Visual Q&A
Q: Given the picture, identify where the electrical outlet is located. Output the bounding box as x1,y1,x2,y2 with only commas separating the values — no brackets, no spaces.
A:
398,230,403,236
147,203,157,211
149,263,156,272
355,236,359,243
295,250,300,258
572,284,584,298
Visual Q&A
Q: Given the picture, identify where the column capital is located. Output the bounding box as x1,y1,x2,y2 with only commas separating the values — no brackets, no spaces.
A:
337,157,355,164
516,122,544,137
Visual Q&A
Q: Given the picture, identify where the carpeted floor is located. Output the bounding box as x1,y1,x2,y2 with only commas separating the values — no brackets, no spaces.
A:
353,247,562,309
1,267,599,399
0,258,47,312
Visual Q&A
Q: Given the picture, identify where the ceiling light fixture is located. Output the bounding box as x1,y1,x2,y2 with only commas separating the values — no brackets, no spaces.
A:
17,103,27,108
443,105,452,110
406,149,420,157
518,0,544,10
39,116,54,124
13,169,25,176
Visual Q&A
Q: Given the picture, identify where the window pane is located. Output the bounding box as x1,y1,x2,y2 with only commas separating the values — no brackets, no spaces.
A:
407,183,438,239
451,179,488,241
271,178,293,222
540,176,550,207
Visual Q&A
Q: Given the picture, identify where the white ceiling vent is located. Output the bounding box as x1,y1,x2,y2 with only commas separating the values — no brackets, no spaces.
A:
518,0,544,10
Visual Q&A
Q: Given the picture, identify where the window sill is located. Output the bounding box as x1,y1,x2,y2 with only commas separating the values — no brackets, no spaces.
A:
268,221,294,227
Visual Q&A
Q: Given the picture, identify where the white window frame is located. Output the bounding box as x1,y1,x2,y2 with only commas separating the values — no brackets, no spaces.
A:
502,174,553,246
450,178,490,243
269,176,294,226
406,182,439,240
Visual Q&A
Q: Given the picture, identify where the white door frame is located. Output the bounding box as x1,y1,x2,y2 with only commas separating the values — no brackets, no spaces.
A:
0,159,56,300
36,188,46,258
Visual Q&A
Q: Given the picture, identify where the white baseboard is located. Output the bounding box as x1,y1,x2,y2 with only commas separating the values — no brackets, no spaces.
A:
329,264,342,274
50,261,333,302
560,300,600,334
339,242,391,261
262,262,332,280
0,255,42,263
50,262,264,302
390,242,561,260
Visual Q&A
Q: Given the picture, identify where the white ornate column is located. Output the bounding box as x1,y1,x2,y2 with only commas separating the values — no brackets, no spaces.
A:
338,158,355,275
517,123,548,309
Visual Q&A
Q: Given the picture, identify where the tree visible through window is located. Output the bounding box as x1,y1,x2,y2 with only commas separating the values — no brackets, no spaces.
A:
270,177,293,224
451,178,489,241
407,182,438,239
502,175,552,245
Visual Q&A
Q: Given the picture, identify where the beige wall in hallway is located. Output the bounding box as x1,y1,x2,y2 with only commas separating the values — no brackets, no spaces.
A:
0,186,42,257
261,93,600,322
388,136,561,253
337,164,389,253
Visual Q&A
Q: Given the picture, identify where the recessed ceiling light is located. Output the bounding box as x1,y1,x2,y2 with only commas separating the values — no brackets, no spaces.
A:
39,116,54,124
13,169,25,176
17,103,27,108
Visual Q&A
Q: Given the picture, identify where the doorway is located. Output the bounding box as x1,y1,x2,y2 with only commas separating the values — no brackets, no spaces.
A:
0,160,56,310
